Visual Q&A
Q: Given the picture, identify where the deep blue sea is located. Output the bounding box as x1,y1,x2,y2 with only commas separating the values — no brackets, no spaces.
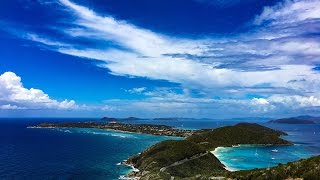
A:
0,118,180,180
0,118,319,179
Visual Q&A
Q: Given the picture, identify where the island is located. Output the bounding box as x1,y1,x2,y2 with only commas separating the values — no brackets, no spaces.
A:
101,117,143,121
268,115,320,124
153,117,180,121
31,121,320,179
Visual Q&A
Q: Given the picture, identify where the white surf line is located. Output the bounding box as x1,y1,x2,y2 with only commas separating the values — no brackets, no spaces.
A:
211,147,238,172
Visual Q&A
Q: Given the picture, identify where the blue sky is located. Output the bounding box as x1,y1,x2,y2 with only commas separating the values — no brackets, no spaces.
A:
0,0,320,118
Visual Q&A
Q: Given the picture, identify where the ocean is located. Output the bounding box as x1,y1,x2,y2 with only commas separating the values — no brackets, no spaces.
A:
0,118,319,179
0,119,180,180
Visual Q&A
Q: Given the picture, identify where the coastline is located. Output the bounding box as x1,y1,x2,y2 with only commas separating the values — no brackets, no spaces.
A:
119,160,141,180
30,126,185,139
29,122,193,138
211,147,238,172
210,144,287,172
210,143,306,173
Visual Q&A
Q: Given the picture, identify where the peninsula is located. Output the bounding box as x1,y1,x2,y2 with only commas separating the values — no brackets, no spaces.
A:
32,122,194,137
124,123,292,179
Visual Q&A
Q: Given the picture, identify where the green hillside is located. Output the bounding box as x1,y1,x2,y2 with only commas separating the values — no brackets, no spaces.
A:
125,123,292,179
228,155,320,180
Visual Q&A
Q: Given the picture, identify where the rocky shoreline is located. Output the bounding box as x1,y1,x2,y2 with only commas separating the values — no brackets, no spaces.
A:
120,160,141,180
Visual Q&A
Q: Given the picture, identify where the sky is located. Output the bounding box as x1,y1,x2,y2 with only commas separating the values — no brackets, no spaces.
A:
0,0,320,118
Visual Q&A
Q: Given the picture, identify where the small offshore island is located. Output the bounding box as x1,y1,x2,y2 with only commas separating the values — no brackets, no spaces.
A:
268,115,320,124
32,121,320,179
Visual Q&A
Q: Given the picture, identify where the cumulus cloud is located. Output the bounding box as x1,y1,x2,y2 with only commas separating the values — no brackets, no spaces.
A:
0,72,77,110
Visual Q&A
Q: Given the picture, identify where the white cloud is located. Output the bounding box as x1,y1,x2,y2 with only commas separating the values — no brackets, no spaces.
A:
252,98,269,105
19,0,319,95
244,95,320,113
0,104,25,110
126,87,146,94
268,95,320,108
58,0,206,56
0,72,77,110
26,34,70,48
103,89,267,116
254,0,320,25
101,105,119,111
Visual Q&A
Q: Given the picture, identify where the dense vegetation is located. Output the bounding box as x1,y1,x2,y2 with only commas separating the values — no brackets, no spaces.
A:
126,123,292,179
128,140,226,179
228,155,320,180
188,123,291,150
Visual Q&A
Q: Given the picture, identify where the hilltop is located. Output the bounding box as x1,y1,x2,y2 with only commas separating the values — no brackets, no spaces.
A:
126,140,226,179
125,123,292,179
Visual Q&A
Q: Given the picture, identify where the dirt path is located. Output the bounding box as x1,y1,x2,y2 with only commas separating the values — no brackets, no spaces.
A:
160,151,209,172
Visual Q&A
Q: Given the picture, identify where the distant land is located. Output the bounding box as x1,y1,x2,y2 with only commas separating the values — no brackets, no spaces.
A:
269,115,320,124
100,116,273,121
100,117,199,121
101,117,143,121
31,122,194,137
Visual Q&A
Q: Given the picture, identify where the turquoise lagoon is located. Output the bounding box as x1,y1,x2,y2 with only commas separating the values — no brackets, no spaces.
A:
212,123,320,171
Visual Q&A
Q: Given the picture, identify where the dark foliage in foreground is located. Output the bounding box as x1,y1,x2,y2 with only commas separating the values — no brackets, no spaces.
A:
228,155,320,180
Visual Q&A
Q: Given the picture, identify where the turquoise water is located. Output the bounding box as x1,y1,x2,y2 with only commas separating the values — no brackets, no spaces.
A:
212,123,320,171
212,144,314,171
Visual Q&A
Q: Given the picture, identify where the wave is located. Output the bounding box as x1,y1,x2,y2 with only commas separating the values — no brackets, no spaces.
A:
53,129,73,133
80,130,137,138
53,128,137,139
